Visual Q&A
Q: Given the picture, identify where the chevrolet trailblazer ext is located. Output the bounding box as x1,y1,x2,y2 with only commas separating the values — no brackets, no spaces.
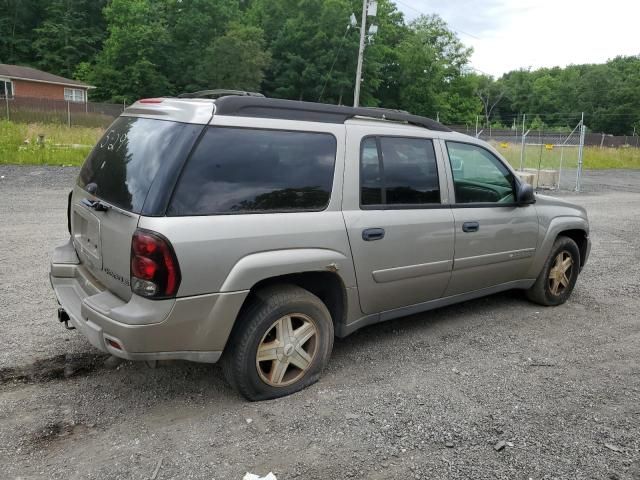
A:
50,91,590,401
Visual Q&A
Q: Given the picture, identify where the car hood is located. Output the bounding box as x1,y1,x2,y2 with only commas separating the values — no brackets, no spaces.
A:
535,193,588,219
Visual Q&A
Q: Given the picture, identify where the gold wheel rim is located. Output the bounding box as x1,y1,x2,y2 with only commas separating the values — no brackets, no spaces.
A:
256,313,318,387
548,250,573,296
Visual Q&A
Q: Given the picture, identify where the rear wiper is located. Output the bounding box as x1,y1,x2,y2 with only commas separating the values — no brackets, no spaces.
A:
81,198,111,212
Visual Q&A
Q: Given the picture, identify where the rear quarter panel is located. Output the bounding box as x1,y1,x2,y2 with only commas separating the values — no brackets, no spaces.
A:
139,116,356,297
139,212,356,296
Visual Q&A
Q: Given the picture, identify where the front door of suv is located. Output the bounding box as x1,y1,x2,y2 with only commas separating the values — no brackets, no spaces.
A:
343,127,455,315
441,140,539,296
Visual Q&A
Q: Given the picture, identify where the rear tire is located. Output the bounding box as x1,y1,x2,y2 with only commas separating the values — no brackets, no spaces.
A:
222,284,334,401
526,236,580,306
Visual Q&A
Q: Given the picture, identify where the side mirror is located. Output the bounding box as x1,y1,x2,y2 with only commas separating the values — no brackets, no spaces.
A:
516,182,536,205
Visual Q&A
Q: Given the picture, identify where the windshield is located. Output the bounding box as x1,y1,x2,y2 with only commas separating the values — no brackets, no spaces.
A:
78,117,200,213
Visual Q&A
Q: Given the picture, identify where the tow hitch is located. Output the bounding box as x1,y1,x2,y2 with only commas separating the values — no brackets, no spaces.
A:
58,308,76,330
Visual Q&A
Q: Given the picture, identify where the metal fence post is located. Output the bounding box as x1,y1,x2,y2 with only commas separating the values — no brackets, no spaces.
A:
4,80,9,120
519,129,529,171
67,101,71,127
557,145,565,189
576,114,585,192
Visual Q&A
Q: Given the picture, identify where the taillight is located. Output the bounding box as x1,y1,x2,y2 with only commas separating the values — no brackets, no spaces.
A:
131,229,181,299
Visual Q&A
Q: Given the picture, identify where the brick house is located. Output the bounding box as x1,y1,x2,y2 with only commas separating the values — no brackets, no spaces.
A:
0,64,93,103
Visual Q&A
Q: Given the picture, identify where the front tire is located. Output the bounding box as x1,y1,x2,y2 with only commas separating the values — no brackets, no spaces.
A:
222,284,334,401
526,236,581,306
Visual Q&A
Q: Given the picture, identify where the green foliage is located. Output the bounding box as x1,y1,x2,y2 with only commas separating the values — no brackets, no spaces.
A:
33,0,106,78
163,0,241,92
196,23,271,91
1,0,639,134
248,0,362,103
0,0,46,65
0,120,102,165
495,141,640,171
499,56,640,134
86,0,173,102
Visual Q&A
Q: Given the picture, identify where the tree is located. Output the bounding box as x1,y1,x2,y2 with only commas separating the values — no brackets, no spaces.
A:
0,0,46,65
32,0,106,78
164,0,241,92
250,0,359,102
84,0,172,102
196,23,270,91
393,14,478,122
475,74,504,127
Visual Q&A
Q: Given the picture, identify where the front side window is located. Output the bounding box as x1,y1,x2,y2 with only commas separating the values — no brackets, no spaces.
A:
0,80,13,99
64,88,85,102
360,136,440,207
168,127,337,215
446,142,515,204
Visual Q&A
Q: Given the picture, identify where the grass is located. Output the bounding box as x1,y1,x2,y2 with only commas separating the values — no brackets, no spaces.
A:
1,120,639,169
0,121,103,166
493,141,640,170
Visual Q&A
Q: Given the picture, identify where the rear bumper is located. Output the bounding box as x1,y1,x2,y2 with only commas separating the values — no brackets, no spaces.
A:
50,240,248,363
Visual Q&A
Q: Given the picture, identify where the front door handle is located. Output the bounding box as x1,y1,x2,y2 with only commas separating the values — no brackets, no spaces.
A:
462,221,479,233
362,228,385,241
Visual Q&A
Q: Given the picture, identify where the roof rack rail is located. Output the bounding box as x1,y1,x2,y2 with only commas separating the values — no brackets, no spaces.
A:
212,96,451,132
178,89,265,99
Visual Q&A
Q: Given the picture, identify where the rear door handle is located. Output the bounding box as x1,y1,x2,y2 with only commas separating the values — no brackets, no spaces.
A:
362,228,385,241
462,221,479,233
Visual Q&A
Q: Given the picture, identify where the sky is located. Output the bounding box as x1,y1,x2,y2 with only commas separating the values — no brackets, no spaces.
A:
395,0,640,78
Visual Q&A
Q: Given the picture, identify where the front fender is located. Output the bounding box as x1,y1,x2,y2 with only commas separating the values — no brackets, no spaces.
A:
219,248,357,292
527,216,589,278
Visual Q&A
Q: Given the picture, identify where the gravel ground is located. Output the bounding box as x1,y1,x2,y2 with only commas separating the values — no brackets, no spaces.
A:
0,165,639,480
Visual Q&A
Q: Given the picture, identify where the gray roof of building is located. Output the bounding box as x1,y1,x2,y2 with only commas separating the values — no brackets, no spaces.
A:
0,64,92,88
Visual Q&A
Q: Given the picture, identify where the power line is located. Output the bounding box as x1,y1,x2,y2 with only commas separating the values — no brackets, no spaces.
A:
318,24,352,103
394,0,481,40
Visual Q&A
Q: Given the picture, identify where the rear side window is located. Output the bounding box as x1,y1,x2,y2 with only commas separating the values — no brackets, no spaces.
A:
168,127,337,215
360,136,440,207
78,117,201,213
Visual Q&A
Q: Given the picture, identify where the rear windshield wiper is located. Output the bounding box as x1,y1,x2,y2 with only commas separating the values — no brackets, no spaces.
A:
81,198,111,212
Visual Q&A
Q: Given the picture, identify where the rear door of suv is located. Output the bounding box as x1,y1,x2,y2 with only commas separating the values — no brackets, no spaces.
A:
72,115,203,300
342,123,455,315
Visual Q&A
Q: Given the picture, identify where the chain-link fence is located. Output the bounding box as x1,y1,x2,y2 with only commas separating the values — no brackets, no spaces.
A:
4,98,639,192
450,120,589,191
3,96,124,128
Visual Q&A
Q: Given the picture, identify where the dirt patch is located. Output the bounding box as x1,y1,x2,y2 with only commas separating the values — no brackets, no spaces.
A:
0,353,109,384
30,420,92,446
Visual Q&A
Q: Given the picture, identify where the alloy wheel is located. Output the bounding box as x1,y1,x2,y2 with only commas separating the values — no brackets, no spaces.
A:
548,251,574,296
256,313,318,387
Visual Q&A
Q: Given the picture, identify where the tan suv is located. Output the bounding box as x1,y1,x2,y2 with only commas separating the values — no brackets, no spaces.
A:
51,91,590,400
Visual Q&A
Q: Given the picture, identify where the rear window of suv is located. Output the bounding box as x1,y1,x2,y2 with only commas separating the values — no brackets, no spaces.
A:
167,127,337,216
78,117,202,213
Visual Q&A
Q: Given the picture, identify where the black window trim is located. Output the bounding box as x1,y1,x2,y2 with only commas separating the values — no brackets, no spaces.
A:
444,139,522,208
166,124,339,217
359,134,443,211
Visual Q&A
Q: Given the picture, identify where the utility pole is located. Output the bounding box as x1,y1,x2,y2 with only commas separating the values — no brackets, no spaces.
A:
353,1,377,107
353,0,368,107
